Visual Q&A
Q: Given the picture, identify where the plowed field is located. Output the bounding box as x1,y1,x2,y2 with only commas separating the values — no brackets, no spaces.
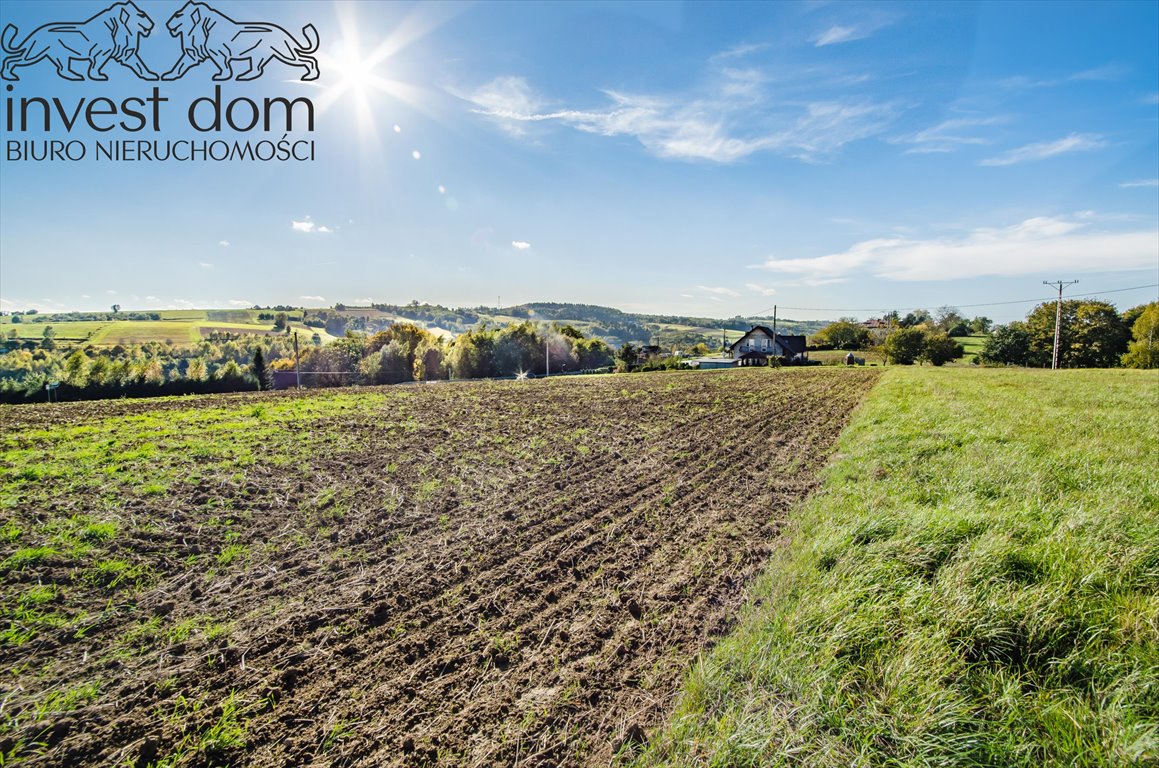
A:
1,368,879,767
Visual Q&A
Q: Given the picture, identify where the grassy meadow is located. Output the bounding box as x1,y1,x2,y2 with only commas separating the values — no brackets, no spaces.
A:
0,311,341,349
636,367,1159,766
953,334,988,360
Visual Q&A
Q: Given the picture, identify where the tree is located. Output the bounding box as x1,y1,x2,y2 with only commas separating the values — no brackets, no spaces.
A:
980,322,1032,366
186,358,208,381
900,309,932,328
1025,299,1129,368
378,340,412,384
920,332,964,366
617,342,639,371
1121,304,1148,331
273,312,288,331
934,306,965,334
414,342,446,381
556,324,584,340
1070,302,1129,368
88,356,112,385
494,321,541,375
1122,302,1159,369
969,316,993,334
815,319,870,350
215,360,244,381
10,314,21,324
42,325,56,340
882,327,926,364
111,304,120,314
250,347,268,390
63,350,90,386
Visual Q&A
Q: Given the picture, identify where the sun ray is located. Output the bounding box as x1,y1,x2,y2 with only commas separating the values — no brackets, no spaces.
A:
303,1,468,142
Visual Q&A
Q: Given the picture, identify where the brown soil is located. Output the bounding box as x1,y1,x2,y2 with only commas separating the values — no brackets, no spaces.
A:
0,368,880,767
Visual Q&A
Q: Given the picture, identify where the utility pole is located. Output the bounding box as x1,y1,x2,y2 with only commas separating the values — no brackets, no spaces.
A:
293,331,302,389
545,338,550,377
1043,280,1078,370
772,305,778,359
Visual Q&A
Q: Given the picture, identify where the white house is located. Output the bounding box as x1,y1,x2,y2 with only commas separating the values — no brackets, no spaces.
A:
728,326,807,366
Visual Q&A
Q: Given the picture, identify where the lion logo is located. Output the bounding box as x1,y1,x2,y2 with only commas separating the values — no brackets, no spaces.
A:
0,2,159,81
161,2,319,82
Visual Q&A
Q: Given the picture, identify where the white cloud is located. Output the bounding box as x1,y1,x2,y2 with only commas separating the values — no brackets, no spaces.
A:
813,13,895,47
292,218,334,234
106,289,117,295
228,299,252,307
354,297,374,304
300,295,326,303
999,66,1129,90
198,262,214,269
696,285,742,298
980,133,1106,166
753,214,1158,282
815,26,862,46
457,74,900,163
458,76,544,136
1120,178,1159,188
710,43,769,62
1142,93,1159,105
512,240,531,249
80,294,91,299
892,116,1006,154
218,241,230,247
745,283,778,296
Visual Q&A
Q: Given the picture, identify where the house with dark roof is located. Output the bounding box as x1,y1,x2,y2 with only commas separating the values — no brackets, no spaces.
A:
728,326,807,366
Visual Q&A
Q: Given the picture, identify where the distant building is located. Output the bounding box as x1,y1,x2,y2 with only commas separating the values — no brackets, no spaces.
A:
862,317,888,329
728,326,807,366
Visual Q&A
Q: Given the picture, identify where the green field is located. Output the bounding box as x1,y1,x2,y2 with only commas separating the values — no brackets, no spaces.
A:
0,313,294,347
637,367,1159,766
808,348,887,365
953,334,988,359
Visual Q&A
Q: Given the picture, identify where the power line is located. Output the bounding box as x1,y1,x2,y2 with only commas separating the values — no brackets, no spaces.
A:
748,282,1158,316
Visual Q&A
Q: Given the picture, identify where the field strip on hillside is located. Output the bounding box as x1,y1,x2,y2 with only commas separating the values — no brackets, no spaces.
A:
0,368,879,767
635,368,1159,768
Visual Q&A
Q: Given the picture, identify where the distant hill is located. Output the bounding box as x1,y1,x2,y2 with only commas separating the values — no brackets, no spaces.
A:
2,302,831,351
336,301,829,349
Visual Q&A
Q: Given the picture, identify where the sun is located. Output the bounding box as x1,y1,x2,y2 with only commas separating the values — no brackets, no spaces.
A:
302,2,462,143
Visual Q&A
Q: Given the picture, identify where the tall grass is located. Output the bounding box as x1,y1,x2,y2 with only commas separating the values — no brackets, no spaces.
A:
634,368,1158,766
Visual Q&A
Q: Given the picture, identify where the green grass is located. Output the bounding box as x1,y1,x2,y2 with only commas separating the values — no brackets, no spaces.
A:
90,321,200,345
953,334,988,359
0,310,290,347
809,348,887,365
634,367,1159,767
1,321,111,343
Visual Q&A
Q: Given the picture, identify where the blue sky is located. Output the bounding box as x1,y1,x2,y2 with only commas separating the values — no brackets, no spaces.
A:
0,0,1156,322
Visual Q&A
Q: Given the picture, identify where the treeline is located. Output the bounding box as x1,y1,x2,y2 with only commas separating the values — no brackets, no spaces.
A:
278,322,614,385
807,300,1157,369
0,337,290,404
0,321,615,404
6,310,163,323
980,300,1156,368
